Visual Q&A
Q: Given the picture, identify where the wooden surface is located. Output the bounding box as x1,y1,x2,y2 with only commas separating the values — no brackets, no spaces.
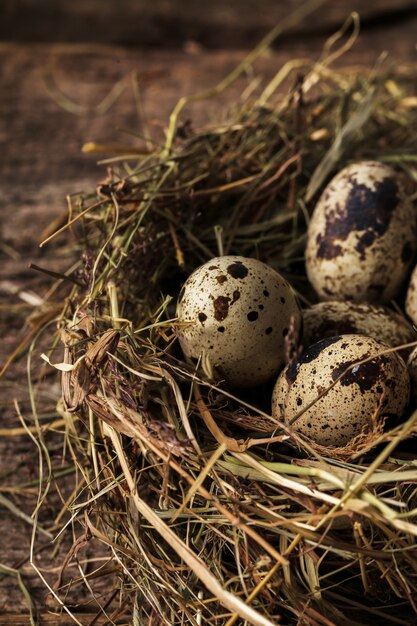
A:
1,0,416,47
0,615,120,625
1,1,417,623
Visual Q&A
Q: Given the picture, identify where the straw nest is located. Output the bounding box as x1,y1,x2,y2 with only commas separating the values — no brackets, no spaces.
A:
24,22,417,626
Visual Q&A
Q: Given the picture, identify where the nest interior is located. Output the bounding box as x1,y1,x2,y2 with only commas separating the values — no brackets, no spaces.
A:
20,31,417,626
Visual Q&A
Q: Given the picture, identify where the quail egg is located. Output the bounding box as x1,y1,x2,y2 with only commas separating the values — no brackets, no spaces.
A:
305,161,416,303
176,255,302,387
405,264,417,326
407,346,417,403
303,301,415,352
272,334,409,447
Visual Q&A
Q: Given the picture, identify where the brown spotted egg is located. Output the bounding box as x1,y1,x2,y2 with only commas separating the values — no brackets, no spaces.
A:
405,265,417,326
306,161,416,303
407,346,417,403
303,301,415,352
272,334,409,447
176,256,301,387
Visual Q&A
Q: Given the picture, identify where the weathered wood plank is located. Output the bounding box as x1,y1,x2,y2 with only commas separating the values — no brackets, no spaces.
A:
0,614,122,625
2,29,417,251
0,0,416,48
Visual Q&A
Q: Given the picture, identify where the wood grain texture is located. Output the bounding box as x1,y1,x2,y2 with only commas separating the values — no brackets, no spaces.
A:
2,24,417,247
0,614,126,625
1,0,416,47
1,9,417,621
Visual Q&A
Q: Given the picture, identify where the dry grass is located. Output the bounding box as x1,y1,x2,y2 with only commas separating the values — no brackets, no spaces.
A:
4,10,417,626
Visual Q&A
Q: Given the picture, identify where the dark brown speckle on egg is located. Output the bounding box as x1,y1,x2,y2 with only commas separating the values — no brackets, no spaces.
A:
273,334,409,447
213,295,230,321
227,261,248,279
176,255,302,387
306,161,417,303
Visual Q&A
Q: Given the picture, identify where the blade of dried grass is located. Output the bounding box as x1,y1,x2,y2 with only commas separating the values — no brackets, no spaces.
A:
164,0,329,155
88,195,120,300
170,442,227,523
312,409,417,535
16,394,85,625
39,199,106,248
0,305,61,378
100,395,289,566
0,563,37,626
0,417,68,437
229,453,340,507
305,87,376,202
258,11,360,108
24,26,417,624
0,494,52,539
108,426,278,626
158,365,202,454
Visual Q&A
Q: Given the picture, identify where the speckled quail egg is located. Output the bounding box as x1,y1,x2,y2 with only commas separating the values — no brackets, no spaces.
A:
407,346,417,403
303,301,415,352
305,161,416,303
176,256,302,387
405,265,417,326
272,334,409,447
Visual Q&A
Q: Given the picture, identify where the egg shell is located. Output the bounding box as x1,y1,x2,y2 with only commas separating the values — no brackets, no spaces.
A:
407,346,417,403
303,301,415,351
272,334,409,447
305,161,416,303
176,256,302,387
405,264,417,326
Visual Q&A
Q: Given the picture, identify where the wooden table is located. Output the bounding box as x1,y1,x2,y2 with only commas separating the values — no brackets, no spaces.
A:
1,1,417,623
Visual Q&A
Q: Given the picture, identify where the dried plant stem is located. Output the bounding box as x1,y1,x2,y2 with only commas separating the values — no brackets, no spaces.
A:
0,417,68,437
21,29,417,624
225,534,303,626
39,199,106,248
0,563,36,626
164,0,330,155
108,426,277,626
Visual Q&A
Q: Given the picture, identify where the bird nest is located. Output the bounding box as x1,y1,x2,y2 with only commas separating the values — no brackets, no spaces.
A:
20,19,417,626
